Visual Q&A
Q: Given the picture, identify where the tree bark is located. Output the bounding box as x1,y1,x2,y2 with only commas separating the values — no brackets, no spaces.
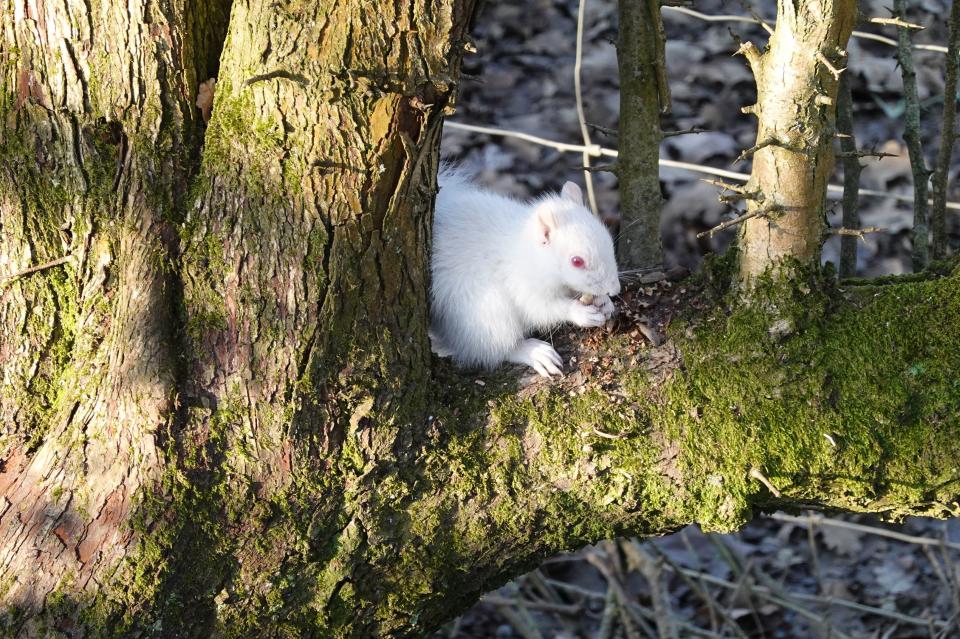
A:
1,1,229,635
616,0,666,271
1,1,959,638
735,1,857,282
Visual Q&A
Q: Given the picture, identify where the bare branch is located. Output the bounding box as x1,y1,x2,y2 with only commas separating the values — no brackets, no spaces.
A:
837,74,863,277
931,0,960,259
827,226,887,238
816,51,845,80
894,0,932,269
0,255,72,288
835,150,899,159
574,0,599,215
735,136,784,163
696,203,782,238
662,126,706,138
749,467,782,497
869,16,925,30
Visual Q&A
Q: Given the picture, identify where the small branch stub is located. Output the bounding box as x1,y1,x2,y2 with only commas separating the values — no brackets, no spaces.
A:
749,467,782,498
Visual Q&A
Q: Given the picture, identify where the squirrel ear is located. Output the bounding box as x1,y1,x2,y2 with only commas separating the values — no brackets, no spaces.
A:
536,206,558,243
561,181,583,204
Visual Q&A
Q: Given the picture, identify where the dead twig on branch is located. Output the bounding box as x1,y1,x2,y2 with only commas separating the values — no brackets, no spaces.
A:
662,126,706,138
697,203,782,238
0,255,72,288
869,16,925,30
828,226,886,238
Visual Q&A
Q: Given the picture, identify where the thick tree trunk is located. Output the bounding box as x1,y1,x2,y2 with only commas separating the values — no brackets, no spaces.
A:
0,1,229,635
1,2,959,638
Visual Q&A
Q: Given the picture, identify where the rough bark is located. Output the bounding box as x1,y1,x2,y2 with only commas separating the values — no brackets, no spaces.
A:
736,1,857,282
0,1,229,635
1,1,959,638
616,0,666,271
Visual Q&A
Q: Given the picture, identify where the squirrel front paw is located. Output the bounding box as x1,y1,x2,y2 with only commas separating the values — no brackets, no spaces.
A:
508,338,564,377
569,299,606,328
592,294,615,320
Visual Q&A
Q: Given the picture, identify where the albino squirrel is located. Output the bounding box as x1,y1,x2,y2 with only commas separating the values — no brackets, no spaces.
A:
430,168,621,377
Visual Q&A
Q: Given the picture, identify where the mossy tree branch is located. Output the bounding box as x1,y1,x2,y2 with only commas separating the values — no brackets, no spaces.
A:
1,1,959,638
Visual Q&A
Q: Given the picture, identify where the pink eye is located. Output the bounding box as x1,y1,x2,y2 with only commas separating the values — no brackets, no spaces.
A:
571,256,586,269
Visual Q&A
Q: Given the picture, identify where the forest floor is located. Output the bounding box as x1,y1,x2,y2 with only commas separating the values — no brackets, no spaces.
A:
433,0,960,637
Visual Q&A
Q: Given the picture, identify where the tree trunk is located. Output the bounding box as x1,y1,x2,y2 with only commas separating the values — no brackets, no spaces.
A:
2,2,959,638
616,0,666,271
735,0,857,282
1,1,229,635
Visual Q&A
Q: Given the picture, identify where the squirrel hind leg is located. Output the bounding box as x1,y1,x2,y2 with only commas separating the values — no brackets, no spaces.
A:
507,338,564,378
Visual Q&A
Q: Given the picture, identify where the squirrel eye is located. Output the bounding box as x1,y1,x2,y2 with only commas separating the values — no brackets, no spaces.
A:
571,256,586,269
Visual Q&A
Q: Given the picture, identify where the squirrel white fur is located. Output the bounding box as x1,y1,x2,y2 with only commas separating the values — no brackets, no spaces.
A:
430,168,621,377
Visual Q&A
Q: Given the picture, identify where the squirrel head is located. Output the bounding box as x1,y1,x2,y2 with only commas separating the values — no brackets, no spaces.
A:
531,182,621,297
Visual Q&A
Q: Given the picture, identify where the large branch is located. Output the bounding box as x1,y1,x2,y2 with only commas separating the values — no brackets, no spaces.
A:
320,263,959,634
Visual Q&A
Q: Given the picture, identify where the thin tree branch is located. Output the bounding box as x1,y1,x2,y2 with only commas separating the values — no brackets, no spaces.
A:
869,16,925,30
574,0,600,215
0,255,72,288
442,121,960,211
931,0,960,259
696,204,782,238
837,73,863,277
894,0,933,269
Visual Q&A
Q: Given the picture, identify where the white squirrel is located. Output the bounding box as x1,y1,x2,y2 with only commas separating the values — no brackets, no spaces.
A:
430,168,621,377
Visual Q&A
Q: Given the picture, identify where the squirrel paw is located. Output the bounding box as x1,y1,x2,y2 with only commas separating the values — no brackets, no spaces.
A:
592,294,616,320
509,338,563,378
569,299,606,328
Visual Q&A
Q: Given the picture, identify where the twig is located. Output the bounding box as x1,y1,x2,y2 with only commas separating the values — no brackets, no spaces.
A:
749,466,782,497
587,122,618,137
667,565,951,635
662,126,706,138
646,543,750,639
574,0,599,215
619,541,678,639
835,148,899,159
442,121,960,210
0,255,72,288
489,601,545,639
585,552,656,639
931,0,960,260
828,226,886,238
738,0,774,35
697,204,782,239
735,136,783,163
894,0,932,270
482,595,581,615
701,177,751,193
543,577,727,639
816,51,845,80
770,512,960,552
870,16,925,30
660,6,949,53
